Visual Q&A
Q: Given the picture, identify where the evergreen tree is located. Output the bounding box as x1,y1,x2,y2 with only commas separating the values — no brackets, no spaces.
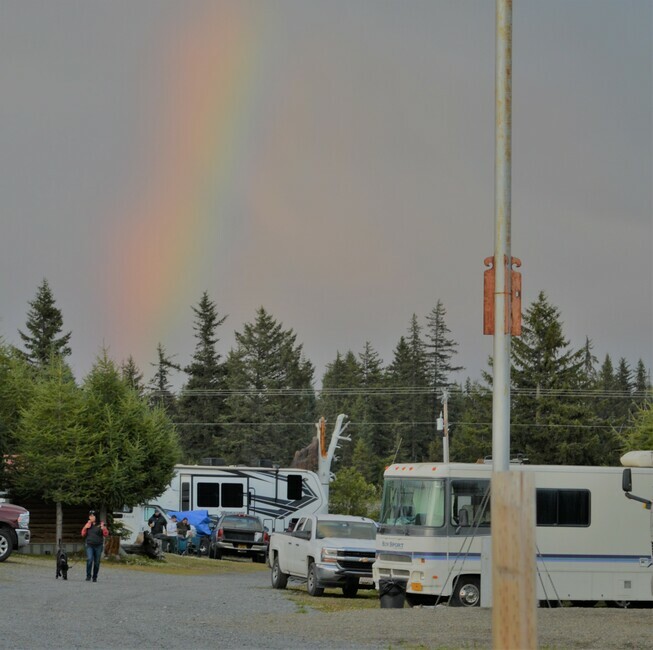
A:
385,316,431,462
622,402,653,451
424,300,463,390
9,358,89,543
579,337,598,387
633,359,651,407
18,279,72,367
356,342,391,482
177,292,227,461
120,356,145,396
510,292,613,465
317,351,362,468
450,378,493,463
83,352,180,513
222,308,315,465
0,343,35,482
614,358,634,422
148,343,179,418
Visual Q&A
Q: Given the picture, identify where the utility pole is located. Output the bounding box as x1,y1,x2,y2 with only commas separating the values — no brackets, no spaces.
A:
491,2,537,648
441,390,450,463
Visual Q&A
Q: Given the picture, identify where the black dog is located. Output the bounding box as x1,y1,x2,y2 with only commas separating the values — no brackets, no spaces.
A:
56,547,69,580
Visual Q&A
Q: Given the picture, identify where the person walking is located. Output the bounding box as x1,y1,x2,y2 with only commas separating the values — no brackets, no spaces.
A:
81,510,109,582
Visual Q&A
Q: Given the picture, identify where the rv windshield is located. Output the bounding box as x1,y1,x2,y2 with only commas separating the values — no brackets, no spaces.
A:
379,478,445,527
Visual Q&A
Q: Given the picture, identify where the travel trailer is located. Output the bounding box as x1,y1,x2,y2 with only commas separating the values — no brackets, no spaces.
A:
115,414,353,545
115,465,327,544
373,459,653,608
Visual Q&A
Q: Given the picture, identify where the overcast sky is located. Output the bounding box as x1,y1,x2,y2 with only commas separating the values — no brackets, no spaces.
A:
0,0,650,389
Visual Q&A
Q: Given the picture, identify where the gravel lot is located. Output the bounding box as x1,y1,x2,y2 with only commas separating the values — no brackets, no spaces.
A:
1,554,651,649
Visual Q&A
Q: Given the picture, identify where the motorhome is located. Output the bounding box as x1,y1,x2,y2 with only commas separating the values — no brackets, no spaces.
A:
115,465,327,545
373,460,653,608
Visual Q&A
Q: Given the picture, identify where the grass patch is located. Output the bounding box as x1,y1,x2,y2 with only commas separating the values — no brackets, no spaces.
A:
285,583,381,613
10,551,269,576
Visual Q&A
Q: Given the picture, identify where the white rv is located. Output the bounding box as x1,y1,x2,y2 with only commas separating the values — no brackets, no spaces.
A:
115,465,327,544
373,460,653,608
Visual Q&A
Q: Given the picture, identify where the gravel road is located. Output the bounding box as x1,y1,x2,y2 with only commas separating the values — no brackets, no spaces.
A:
1,555,651,649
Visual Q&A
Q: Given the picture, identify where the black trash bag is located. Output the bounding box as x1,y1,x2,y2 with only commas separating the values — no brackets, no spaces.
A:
379,578,407,609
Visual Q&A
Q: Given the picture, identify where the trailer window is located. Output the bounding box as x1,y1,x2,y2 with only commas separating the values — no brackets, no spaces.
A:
450,479,491,527
536,489,590,526
287,474,303,501
181,482,190,511
197,482,220,508
222,482,244,508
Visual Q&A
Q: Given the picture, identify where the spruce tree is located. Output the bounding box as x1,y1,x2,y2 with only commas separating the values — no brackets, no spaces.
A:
148,343,179,418
424,300,463,390
633,359,651,407
385,316,431,462
120,356,145,396
318,351,362,469
356,342,391,482
177,292,227,461
510,292,613,465
83,352,180,512
0,343,35,480
222,308,315,465
18,279,72,367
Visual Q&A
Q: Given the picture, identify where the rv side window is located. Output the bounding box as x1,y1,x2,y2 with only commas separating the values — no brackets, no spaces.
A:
450,479,491,527
181,482,190,511
197,482,220,508
536,489,590,527
222,482,244,508
287,474,303,501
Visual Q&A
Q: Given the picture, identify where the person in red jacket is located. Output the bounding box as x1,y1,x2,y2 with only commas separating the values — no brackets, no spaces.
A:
81,511,109,582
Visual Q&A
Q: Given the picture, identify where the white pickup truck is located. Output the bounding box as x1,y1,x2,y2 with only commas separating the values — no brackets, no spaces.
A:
268,513,377,597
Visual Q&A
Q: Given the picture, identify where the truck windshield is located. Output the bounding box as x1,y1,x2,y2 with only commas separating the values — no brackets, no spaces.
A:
379,478,445,527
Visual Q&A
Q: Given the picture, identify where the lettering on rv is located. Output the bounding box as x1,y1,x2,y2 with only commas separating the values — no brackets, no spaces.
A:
381,539,405,550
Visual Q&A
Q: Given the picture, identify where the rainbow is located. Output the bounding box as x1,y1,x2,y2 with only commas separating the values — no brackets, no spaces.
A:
105,3,270,364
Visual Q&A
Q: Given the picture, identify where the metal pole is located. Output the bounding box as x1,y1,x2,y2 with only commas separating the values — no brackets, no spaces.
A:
442,390,450,463
492,0,512,472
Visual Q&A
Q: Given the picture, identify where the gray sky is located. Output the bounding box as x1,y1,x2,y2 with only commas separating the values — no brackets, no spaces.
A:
0,0,651,388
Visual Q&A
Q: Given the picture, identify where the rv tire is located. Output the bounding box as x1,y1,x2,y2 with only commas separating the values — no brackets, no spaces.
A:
450,576,480,607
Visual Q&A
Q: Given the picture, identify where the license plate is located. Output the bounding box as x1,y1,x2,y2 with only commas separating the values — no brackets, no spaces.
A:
238,544,248,549
360,577,374,586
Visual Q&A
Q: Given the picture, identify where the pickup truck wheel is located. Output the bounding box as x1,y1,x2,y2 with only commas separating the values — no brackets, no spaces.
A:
0,529,11,562
271,557,288,589
342,580,359,598
307,562,324,597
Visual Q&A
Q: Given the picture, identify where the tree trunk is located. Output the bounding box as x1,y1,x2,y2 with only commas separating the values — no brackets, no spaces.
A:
56,501,63,546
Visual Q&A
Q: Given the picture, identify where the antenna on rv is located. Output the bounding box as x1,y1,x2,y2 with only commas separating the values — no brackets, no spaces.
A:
316,414,351,511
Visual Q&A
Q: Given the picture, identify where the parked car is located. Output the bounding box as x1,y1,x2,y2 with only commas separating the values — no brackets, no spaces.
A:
208,513,269,563
0,502,30,562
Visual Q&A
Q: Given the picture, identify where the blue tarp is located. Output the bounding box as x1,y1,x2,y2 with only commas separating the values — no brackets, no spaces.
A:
165,509,212,537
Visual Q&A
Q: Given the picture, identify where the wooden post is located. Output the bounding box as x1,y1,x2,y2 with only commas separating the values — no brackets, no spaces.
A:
492,471,537,650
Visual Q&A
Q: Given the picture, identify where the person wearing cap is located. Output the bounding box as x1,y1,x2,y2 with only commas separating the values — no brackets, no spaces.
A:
81,510,109,582
163,515,178,553
147,510,167,549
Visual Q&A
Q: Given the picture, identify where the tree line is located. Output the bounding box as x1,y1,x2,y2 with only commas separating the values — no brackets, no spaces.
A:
1,279,652,508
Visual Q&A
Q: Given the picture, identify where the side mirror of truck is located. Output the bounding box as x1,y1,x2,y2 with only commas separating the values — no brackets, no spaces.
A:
622,468,632,493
